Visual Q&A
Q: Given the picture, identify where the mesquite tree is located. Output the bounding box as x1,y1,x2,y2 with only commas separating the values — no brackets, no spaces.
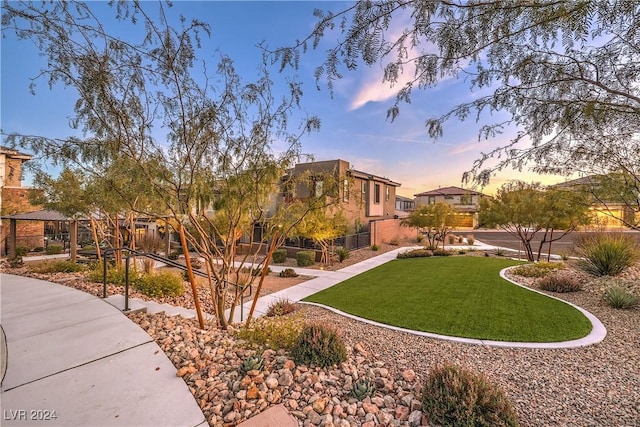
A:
2,1,320,328
273,1,640,227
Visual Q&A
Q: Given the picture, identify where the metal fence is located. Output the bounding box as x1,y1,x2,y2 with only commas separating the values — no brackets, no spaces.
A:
284,232,371,252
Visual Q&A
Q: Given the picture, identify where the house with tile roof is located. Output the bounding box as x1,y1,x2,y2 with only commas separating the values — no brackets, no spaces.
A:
414,186,487,228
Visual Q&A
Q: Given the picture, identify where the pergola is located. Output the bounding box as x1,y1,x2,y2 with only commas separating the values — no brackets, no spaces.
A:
1,209,80,261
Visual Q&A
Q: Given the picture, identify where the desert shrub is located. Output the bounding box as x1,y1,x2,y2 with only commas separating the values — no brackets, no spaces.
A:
448,235,456,244
421,364,519,427
188,257,202,269
603,286,639,309
167,250,180,260
242,266,271,277
511,262,563,278
290,323,347,368
388,237,400,246
575,233,638,276
240,354,264,375
296,250,315,267
458,250,467,255
134,271,184,297
7,257,23,268
371,244,379,251
416,234,424,243
494,249,505,257
272,249,287,264
46,244,64,255
35,260,86,273
141,258,156,274
89,264,141,286
467,235,475,245
335,247,350,262
136,234,164,254
15,245,29,257
235,312,304,350
265,299,298,317
397,249,433,259
33,246,44,252
537,271,582,293
279,268,298,278
351,379,376,400
433,248,452,256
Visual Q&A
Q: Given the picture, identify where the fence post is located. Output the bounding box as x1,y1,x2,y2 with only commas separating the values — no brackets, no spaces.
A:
124,254,130,311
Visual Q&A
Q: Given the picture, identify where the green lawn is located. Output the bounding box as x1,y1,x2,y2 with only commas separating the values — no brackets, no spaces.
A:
303,257,593,342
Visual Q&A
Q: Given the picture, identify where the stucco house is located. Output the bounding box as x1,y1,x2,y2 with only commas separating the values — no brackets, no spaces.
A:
279,159,401,232
414,186,487,228
553,175,638,229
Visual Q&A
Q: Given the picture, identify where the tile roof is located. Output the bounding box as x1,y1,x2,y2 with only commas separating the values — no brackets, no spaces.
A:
414,186,484,197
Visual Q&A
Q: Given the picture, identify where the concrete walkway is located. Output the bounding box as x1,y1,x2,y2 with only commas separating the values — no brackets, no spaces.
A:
0,273,207,427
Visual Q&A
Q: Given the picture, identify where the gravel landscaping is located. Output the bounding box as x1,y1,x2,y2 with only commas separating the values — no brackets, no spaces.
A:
2,249,638,426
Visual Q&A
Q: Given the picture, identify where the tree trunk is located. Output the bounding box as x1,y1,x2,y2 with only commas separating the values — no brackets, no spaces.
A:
179,224,205,329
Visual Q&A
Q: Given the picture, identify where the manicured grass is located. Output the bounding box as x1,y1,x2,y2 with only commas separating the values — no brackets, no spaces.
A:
303,257,593,342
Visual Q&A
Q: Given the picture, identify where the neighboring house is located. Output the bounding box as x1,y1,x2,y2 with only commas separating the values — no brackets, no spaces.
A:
395,195,415,214
414,186,487,228
553,175,637,229
279,159,401,232
0,146,43,255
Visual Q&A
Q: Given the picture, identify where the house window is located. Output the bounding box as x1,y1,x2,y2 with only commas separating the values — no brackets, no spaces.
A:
374,183,381,204
428,196,436,205
460,194,472,205
361,181,366,194
314,180,323,197
343,179,349,202
385,186,390,201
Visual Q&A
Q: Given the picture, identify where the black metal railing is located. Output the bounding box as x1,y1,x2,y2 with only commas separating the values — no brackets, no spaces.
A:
99,248,252,319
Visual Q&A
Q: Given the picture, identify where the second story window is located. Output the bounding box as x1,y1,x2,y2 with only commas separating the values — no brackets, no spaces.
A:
314,180,324,197
385,186,390,201
374,183,381,204
343,179,349,202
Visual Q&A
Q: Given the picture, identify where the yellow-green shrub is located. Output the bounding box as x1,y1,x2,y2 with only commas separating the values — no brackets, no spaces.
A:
134,271,184,297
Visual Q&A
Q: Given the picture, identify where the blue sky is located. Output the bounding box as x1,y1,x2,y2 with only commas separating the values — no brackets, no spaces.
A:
1,1,563,197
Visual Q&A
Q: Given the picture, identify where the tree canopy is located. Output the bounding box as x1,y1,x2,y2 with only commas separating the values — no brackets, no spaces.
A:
274,0,640,205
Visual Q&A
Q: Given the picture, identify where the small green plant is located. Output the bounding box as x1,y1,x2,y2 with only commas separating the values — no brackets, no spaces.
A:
272,249,287,264
467,235,475,245
511,262,563,278
371,244,379,251
389,237,400,246
537,271,582,293
240,354,264,375
457,236,464,244
33,246,44,252
494,249,505,257
421,364,519,427
603,286,639,309
134,271,184,297
335,247,350,262
235,312,304,350
15,245,29,257
265,299,297,317
397,249,433,259
46,244,64,255
243,266,271,277
458,250,466,255
575,232,638,276
351,379,376,400
559,252,570,261
290,323,347,368
416,234,424,244
167,250,180,260
35,260,86,273
279,268,298,278
448,235,455,244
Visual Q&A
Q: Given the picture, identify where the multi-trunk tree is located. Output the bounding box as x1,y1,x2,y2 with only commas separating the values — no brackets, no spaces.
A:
402,202,455,250
479,182,592,261
2,1,321,329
